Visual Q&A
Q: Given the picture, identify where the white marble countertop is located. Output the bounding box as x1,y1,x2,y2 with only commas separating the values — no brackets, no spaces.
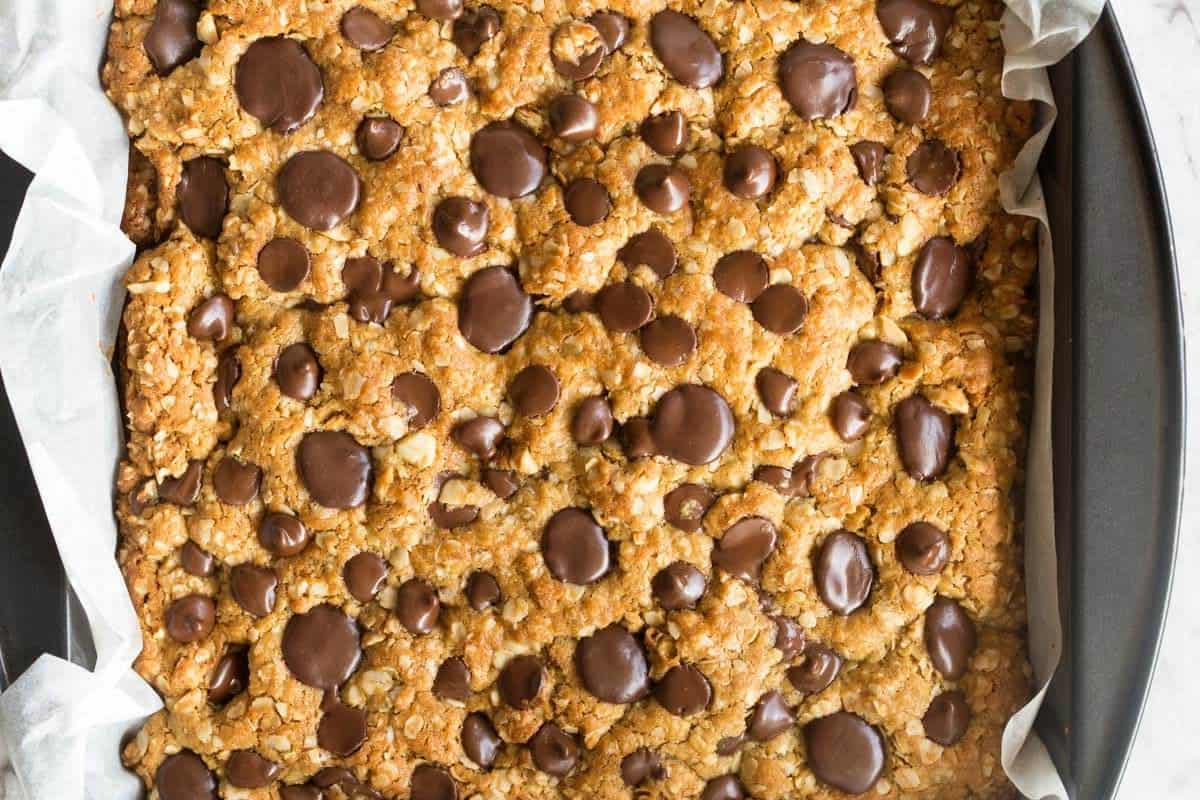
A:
1105,0,1200,797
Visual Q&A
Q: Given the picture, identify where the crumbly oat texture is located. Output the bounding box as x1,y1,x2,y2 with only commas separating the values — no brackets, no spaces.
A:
105,0,1038,798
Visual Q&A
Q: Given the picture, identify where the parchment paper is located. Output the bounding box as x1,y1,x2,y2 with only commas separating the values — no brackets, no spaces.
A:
0,2,1102,798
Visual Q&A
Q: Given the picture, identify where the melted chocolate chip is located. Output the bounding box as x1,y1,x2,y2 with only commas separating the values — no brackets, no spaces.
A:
751,283,808,334
548,94,599,142
571,395,614,444
319,698,368,756
498,654,544,709
576,624,649,703
187,293,235,340
641,315,696,367
716,735,745,756
724,145,777,199
746,690,794,741
772,615,806,660
470,120,546,198
876,0,955,65
787,642,843,693
907,139,961,195
595,280,653,332
397,578,440,635
621,417,657,459
663,484,716,532
357,116,403,161
714,251,768,303
913,236,971,319
831,390,871,441
896,521,950,575
814,530,874,615
273,342,321,401
652,384,734,465
258,237,310,292
341,256,421,324
282,604,362,688
465,570,502,610
341,6,394,50
230,563,277,617
635,163,690,214
640,110,688,156
713,517,777,584
804,712,886,794
618,228,677,278
563,290,595,313
563,177,611,226
589,11,629,51
410,764,458,800
156,751,217,800
159,460,204,506
701,775,746,800
850,140,888,186
452,5,501,57
542,508,613,585
848,340,903,385
462,712,502,769
180,540,214,577
165,594,215,642
652,561,706,610
654,663,711,716
924,690,970,745
417,0,464,21
894,395,954,480
530,722,578,776
649,10,723,88
482,468,518,499
208,648,249,705
429,472,480,529
509,365,559,416
258,512,309,557
392,372,440,428
429,67,471,106
756,367,797,417
227,750,280,788
754,465,807,497
214,351,241,413
343,552,388,601
924,596,976,679
277,150,361,231
298,430,372,508
213,456,261,505
453,416,505,460
620,748,666,786
178,156,228,239
433,196,489,257
779,40,857,120
144,0,202,75
550,22,605,81
433,656,471,701
235,37,324,133
884,68,932,124
457,266,533,353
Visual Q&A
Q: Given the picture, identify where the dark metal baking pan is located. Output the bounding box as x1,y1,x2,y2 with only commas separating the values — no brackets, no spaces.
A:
0,8,1183,798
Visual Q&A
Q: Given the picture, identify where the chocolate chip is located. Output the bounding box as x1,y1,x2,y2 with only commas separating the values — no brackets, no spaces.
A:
924,690,970,746
640,110,688,156
746,690,794,741
180,540,214,577
499,654,544,709
913,236,971,319
779,40,857,120
208,648,249,705
649,10,723,88
144,0,202,75
571,395,613,445
509,365,559,416
417,0,463,21
159,460,204,506
907,139,960,195
465,570,502,609
178,156,228,239
429,67,471,106
713,517,777,584
187,294,234,340
595,281,653,333
541,508,612,585
298,430,372,508
341,256,421,323
756,367,797,417
620,748,665,786
563,290,595,313
814,530,874,615
751,283,807,334
635,163,690,214
471,119,546,199
589,11,629,51
548,94,599,142
831,390,871,441
231,563,277,617
343,552,388,601
397,578,440,635
663,484,716,532
429,472,480,529
714,251,768,304
529,723,578,776
847,341,903,385
277,150,361,230
884,68,932,124
804,712,886,794
716,735,745,756
876,0,955,65
550,22,605,81
654,664,711,716
621,416,657,459
618,229,677,278
461,712,502,769
924,596,976,679
319,698,368,756
165,594,215,643
576,624,649,703
452,5,501,57
652,384,734,465
257,237,310,292
256,512,307,558
410,764,458,800
156,751,217,800
563,177,611,226
894,395,954,480
214,351,240,413
392,372,440,428
213,456,261,505
850,141,888,186
341,6,394,50
357,116,403,161
787,642,842,693
851,239,881,283
896,521,950,575
641,316,696,367
701,775,746,800
724,145,777,199
227,750,280,788
772,615,806,660
457,266,533,352
433,656,471,701
235,38,324,133
481,470,517,501
453,416,505,459
754,465,807,497
652,561,706,610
